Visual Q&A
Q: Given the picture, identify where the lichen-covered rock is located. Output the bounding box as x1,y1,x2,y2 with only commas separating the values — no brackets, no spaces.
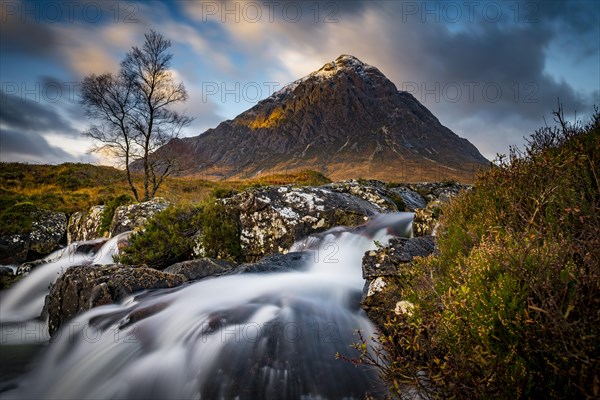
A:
409,182,470,236
221,185,381,261
67,205,105,243
361,236,436,325
164,258,237,281
413,199,445,236
409,181,469,203
0,210,67,264
27,210,67,256
109,197,170,236
0,234,29,265
325,180,398,212
43,264,185,335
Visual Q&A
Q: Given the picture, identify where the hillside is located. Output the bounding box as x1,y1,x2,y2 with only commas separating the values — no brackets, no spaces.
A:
0,162,330,214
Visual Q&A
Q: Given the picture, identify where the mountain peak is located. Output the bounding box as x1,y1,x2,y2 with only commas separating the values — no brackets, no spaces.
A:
162,55,488,182
271,55,386,101
311,54,377,79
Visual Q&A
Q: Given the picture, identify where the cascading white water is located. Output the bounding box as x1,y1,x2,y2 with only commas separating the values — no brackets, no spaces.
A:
0,233,129,326
1,213,413,400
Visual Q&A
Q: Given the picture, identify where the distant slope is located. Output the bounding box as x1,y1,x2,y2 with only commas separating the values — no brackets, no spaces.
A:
158,55,488,182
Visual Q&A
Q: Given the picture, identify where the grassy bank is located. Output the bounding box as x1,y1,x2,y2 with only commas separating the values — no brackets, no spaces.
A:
364,109,599,398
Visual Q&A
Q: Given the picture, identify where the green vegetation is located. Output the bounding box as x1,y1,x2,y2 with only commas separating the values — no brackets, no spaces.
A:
116,200,242,269
359,108,600,399
0,202,39,235
116,205,199,269
193,202,242,261
98,194,134,234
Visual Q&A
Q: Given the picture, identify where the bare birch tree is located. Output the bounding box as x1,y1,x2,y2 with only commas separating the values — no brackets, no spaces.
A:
81,30,192,201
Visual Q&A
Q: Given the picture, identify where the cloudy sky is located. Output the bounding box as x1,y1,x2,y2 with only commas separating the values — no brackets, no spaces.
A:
1,0,598,164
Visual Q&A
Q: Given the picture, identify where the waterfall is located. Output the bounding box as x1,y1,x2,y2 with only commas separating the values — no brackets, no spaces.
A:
0,233,129,325
2,213,413,400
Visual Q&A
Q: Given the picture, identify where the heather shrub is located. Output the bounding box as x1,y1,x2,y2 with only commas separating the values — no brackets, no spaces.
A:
362,107,599,399
116,205,198,269
193,201,242,261
117,201,242,268
98,194,134,234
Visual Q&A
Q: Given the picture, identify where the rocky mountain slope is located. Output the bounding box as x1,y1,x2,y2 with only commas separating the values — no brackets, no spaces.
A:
161,55,488,182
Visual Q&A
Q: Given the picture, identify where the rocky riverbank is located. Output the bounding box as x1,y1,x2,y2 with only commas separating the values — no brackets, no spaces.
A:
1,179,468,333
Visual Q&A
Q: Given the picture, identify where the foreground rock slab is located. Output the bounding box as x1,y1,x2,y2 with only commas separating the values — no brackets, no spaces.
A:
44,265,185,335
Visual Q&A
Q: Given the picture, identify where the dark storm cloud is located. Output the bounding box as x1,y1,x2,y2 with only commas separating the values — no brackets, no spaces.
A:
535,0,600,33
0,4,59,57
348,0,599,130
408,23,591,120
0,127,72,162
0,90,79,137
0,89,84,162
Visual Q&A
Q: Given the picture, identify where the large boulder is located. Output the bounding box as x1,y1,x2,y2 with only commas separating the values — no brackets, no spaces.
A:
44,264,185,335
221,185,382,261
361,236,436,326
0,209,67,264
67,205,105,243
109,197,170,236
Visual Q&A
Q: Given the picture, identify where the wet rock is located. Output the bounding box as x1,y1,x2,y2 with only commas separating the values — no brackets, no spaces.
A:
15,259,45,276
67,205,105,243
15,239,109,277
0,266,20,289
0,210,67,265
109,198,170,236
387,186,427,211
221,185,381,261
44,264,185,335
164,258,237,281
362,236,436,279
361,236,436,325
165,252,308,282
362,236,436,280
233,252,308,274
0,266,13,276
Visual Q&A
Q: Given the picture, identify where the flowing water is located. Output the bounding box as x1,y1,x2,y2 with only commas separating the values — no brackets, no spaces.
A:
0,213,413,399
